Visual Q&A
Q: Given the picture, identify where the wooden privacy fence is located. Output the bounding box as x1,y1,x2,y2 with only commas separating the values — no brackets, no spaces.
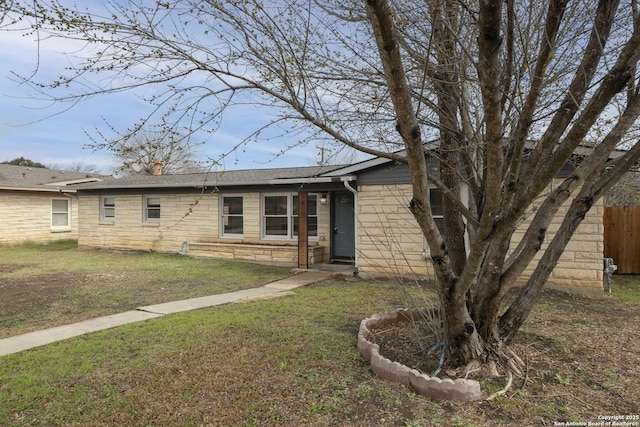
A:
603,206,640,274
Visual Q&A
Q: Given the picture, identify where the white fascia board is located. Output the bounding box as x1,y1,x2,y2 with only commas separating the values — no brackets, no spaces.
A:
44,178,104,186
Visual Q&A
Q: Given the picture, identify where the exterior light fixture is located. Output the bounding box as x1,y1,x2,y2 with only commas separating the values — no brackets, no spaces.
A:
320,193,328,205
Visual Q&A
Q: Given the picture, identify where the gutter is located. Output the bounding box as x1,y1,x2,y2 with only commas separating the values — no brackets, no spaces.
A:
74,175,359,191
75,177,344,191
0,186,77,194
267,176,355,185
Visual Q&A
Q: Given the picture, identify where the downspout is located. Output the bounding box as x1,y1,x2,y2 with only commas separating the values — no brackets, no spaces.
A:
342,176,359,274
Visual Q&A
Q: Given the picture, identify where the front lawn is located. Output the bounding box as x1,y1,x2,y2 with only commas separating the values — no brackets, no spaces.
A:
1,242,638,425
0,241,291,338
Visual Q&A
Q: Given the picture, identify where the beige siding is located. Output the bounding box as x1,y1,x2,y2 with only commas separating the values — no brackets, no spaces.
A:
0,191,78,244
356,183,604,294
78,191,331,264
515,196,605,293
79,183,604,293
79,193,217,252
357,184,429,277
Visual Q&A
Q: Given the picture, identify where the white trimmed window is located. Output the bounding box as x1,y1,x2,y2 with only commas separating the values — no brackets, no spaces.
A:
144,196,161,221
262,193,317,239
423,187,470,254
221,195,243,237
293,194,318,237
430,188,445,235
101,196,115,221
51,199,70,229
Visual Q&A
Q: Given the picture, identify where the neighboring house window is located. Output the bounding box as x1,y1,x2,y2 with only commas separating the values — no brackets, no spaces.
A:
221,195,243,237
144,196,161,221
101,196,115,221
51,199,69,228
263,193,318,239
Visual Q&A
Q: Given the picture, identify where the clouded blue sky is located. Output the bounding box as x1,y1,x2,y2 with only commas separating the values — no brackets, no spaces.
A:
0,19,334,174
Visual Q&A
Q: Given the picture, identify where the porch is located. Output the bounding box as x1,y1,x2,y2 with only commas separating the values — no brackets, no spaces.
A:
183,241,357,275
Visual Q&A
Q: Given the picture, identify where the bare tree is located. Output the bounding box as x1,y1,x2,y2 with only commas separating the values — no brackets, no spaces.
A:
2,0,640,379
605,170,640,205
47,160,101,174
107,131,204,175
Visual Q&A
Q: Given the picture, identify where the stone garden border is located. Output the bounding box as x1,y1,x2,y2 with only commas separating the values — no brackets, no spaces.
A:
357,308,482,402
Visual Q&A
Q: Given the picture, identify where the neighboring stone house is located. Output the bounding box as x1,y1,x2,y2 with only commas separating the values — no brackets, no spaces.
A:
0,164,106,244
75,157,605,295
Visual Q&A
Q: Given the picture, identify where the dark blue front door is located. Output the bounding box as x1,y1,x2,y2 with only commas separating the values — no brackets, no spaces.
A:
332,191,355,259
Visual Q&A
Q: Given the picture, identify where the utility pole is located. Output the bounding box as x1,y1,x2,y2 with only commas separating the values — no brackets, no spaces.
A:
316,146,332,165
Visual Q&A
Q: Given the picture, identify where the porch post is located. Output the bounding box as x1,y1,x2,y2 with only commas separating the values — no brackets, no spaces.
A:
297,192,309,269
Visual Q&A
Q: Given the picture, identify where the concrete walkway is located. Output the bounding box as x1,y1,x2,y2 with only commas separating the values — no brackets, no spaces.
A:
0,270,332,357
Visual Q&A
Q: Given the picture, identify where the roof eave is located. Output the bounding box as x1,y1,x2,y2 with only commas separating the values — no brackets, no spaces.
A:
267,176,341,185
0,186,77,194
44,178,105,186
322,157,395,176
77,176,358,191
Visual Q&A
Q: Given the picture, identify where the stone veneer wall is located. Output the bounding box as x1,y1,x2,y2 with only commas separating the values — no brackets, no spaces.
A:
356,183,604,295
78,192,331,264
0,191,79,244
187,242,325,264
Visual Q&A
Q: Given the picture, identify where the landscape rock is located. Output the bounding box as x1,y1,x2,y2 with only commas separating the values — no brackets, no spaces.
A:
358,309,482,402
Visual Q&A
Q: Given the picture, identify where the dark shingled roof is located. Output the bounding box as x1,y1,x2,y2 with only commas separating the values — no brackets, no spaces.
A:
0,164,108,193
75,165,346,190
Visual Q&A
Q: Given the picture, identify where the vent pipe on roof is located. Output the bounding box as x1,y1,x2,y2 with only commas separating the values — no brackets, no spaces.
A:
152,159,162,176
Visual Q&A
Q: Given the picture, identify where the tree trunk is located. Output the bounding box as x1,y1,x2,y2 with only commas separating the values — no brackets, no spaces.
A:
440,276,484,366
471,236,512,342
429,0,467,277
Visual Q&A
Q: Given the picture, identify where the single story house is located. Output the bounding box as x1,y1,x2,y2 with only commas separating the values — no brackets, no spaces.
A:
75,157,604,295
0,164,106,244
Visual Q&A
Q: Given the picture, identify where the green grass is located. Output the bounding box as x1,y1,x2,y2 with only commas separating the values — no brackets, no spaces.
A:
0,241,292,338
0,280,419,426
2,243,639,426
611,274,640,303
